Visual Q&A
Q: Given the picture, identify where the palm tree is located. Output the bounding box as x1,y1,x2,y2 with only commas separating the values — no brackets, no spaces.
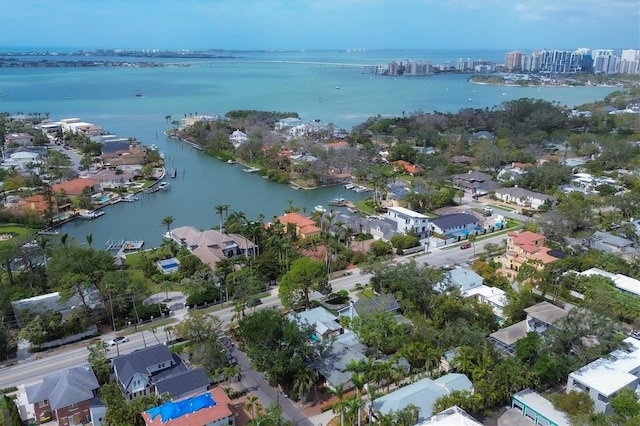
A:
85,233,93,249
292,368,316,404
245,394,259,420
215,204,225,232
468,233,477,258
344,396,365,426
161,215,175,237
329,384,346,426
36,235,50,267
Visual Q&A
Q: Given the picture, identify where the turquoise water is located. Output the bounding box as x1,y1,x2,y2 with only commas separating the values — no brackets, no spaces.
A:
0,50,618,247
95,195,110,203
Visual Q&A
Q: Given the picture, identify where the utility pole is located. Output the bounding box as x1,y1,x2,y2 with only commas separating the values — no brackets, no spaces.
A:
132,295,147,348
108,288,119,356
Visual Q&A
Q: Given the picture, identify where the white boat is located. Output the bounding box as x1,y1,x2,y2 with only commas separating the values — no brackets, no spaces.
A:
149,144,158,151
159,182,170,190
227,159,237,164
344,183,355,190
38,229,60,236
122,194,139,202
314,205,327,213
79,210,105,219
242,167,259,173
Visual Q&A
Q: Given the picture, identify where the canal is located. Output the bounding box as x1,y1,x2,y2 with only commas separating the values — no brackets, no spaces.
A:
59,135,369,249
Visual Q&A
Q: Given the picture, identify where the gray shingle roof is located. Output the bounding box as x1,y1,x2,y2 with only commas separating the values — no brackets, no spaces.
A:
354,294,400,317
26,365,99,410
430,213,479,231
112,345,175,388
154,368,210,399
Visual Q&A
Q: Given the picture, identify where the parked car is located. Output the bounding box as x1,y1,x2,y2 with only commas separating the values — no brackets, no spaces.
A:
461,242,472,250
247,298,262,307
106,336,129,346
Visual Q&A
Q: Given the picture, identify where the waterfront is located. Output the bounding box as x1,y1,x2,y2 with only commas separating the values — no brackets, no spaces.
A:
0,50,619,247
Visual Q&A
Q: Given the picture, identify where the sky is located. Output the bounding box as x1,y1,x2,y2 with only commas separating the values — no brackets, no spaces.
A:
0,0,638,52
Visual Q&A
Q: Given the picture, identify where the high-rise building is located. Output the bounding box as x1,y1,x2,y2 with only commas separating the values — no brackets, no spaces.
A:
505,50,524,71
620,49,640,74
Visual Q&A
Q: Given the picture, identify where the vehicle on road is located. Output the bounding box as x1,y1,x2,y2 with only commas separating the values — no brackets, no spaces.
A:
461,242,472,250
247,298,262,307
106,336,129,346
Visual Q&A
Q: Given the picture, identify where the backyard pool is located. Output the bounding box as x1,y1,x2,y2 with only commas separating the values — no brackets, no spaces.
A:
157,258,180,274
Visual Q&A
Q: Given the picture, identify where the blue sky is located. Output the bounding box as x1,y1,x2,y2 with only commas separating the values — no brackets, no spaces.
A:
1,0,638,51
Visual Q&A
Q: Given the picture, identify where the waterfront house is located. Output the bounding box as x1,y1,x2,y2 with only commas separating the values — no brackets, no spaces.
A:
566,337,640,414
167,226,257,269
52,178,100,197
494,187,556,209
452,171,499,195
430,213,480,238
141,388,235,426
180,114,220,128
101,144,148,166
277,212,321,239
25,365,100,426
289,152,318,164
87,169,135,189
372,374,473,422
229,129,248,148
385,206,430,240
4,132,35,146
489,301,569,355
112,345,209,401
502,231,558,276
275,117,303,130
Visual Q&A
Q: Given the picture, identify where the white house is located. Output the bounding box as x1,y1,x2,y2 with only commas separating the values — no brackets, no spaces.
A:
274,117,302,130
443,268,507,321
288,307,342,341
510,389,570,426
385,206,430,240
566,337,640,414
87,169,135,189
229,130,248,148
429,213,480,238
579,267,640,297
494,187,556,209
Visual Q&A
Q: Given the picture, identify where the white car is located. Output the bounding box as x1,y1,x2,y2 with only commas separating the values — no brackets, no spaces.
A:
106,336,129,346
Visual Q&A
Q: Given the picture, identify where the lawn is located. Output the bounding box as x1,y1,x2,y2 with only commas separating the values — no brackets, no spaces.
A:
0,224,37,246
354,199,375,215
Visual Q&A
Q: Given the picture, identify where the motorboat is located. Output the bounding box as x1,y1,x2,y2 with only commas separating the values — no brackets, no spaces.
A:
328,197,348,207
79,210,105,219
159,182,170,190
314,205,327,213
122,194,139,202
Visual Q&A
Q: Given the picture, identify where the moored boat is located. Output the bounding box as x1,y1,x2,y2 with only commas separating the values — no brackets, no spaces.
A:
314,205,327,213
122,194,139,202
329,197,348,207
159,182,170,190
344,183,355,190
79,210,105,219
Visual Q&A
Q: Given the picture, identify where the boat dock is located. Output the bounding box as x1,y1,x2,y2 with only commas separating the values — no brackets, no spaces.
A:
105,239,145,256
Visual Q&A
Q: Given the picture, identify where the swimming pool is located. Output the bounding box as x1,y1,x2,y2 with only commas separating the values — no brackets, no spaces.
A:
95,195,111,203
157,258,180,274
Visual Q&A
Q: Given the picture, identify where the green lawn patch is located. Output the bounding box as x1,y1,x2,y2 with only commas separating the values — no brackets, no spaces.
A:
358,288,376,299
489,204,515,212
120,317,176,335
354,199,375,215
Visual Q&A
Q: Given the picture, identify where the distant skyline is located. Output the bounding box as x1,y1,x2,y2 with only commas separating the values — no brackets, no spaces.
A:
1,0,638,52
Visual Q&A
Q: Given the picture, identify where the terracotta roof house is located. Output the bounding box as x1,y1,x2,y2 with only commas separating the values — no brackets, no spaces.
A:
277,212,321,239
502,231,558,277
25,365,100,426
393,160,421,175
142,388,234,426
112,345,209,401
52,178,100,197
20,194,53,215
166,226,257,269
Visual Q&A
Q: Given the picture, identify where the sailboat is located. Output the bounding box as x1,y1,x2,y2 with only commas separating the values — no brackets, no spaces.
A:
135,89,143,97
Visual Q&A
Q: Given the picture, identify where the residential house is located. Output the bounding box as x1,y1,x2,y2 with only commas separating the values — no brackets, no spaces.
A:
489,301,570,355
392,160,421,176
470,130,495,142
497,162,534,182
502,231,558,275
4,132,35,146
579,267,640,297
510,389,570,426
87,169,135,189
453,171,499,195
181,114,220,128
416,406,483,426
166,226,257,269
313,331,369,391
101,145,148,166
430,213,480,238
229,130,248,148
289,152,318,164
25,365,100,426
20,194,56,216
1,147,44,170
450,155,474,165
441,268,507,321
289,307,343,341
141,388,235,426
337,294,401,321
494,187,556,209
566,337,640,414
582,231,639,260
324,141,349,151
52,178,101,197
92,135,132,155
385,206,430,240
274,117,303,130
372,374,473,422
11,289,101,328
112,345,209,400
367,217,402,242
277,212,321,239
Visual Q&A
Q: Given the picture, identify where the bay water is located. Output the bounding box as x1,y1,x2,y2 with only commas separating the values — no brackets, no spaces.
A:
0,50,617,247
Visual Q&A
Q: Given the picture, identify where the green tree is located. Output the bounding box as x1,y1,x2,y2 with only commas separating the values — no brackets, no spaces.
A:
278,257,328,309
611,387,640,420
550,390,595,418
161,215,174,236
175,311,222,344
87,341,111,385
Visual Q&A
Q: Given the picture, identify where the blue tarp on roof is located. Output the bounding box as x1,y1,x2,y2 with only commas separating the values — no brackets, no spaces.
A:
146,392,216,423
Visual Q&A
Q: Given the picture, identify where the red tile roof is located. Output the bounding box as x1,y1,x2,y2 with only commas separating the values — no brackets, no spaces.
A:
52,178,100,196
393,160,421,175
509,231,545,246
